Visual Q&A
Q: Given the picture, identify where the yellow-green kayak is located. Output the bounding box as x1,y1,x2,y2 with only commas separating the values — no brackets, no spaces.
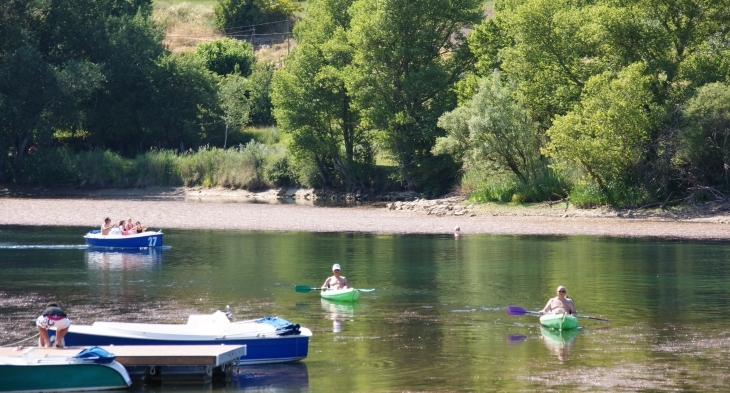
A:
321,288,360,302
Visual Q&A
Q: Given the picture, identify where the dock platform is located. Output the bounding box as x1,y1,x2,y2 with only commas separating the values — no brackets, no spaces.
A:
0,345,246,384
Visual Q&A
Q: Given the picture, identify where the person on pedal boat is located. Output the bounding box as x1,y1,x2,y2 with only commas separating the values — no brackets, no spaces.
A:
37,302,71,348
540,286,576,315
321,264,351,290
101,217,114,235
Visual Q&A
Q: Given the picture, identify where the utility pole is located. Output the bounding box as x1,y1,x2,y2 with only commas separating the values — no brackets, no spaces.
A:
251,27,255,53
286,19,290,55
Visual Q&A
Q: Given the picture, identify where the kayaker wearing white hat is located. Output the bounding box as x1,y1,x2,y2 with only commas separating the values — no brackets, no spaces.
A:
321,263,351,290
539,286,576,315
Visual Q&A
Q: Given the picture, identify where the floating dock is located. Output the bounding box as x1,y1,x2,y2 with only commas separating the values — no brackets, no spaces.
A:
0,345,246,384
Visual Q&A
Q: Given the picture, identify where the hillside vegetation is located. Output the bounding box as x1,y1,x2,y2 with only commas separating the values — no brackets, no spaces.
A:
2,0,729,208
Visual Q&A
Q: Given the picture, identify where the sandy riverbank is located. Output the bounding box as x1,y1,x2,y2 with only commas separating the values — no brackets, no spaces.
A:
1,186,730,240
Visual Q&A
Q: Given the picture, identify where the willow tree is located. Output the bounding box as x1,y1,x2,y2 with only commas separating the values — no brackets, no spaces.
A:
544,63,661,190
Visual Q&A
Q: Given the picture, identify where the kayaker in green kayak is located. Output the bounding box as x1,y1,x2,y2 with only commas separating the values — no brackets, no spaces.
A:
539,286,576,315
321,264,351,290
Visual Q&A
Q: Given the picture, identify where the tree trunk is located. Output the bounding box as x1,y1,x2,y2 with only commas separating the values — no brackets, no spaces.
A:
224,123,229,149
314,154,330,186
12,137,29,182
0,151,6,182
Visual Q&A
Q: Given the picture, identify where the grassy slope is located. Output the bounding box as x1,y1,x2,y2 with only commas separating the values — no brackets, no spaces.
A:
153,0,297,59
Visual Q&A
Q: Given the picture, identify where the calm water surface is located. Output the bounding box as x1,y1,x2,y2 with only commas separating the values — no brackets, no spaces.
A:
1,225,730,392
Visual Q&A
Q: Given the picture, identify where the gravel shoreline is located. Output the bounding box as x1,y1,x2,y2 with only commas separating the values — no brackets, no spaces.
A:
1,187,729,240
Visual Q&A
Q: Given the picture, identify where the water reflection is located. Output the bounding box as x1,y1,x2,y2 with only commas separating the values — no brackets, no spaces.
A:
539,326,579,361
232,363,309,392
85,248,164,270
321,298,358,332
127,363,309,392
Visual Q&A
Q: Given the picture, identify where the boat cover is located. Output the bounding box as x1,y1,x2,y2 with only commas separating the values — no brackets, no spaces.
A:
73,346,116,364
256,317,301,336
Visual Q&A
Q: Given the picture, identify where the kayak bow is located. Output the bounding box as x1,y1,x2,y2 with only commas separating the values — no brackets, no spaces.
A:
320,288,360,302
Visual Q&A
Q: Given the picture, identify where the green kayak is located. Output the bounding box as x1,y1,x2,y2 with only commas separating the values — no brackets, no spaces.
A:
539,313,579,330
321,288,360,302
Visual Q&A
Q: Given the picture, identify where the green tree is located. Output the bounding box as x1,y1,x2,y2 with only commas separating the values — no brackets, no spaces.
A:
347,0,483,193
272,0,373,188
0,46,104,181
218,74,251,148
196,38,256,77
85,12,166,155
0,46,57,181
544,63,660,190
435,71,542,184
246,62,275,126
150,53,221,153
498,0,609,126
675,82,730,189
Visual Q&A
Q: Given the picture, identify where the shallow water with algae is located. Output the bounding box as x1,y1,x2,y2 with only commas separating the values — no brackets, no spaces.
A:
2,225,730,392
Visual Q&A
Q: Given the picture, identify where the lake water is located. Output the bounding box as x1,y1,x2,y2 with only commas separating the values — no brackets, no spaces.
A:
1,225,730,392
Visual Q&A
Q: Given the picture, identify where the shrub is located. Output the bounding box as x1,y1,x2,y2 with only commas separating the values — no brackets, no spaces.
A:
131,150,179,186
196,38,256,76
75,149,128,187
214,0,298,32
464,166,566,204
569,181,649,207
19,148,78,185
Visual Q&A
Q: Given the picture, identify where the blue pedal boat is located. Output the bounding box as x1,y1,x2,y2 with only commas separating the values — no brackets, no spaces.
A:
49,311,311,365
84,229,163,248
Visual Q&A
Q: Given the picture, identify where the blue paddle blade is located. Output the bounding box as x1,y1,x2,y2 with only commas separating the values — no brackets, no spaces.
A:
507,306,528,316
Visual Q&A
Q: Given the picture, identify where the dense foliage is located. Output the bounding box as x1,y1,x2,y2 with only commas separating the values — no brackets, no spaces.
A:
214,0,298,32
4,0,730,205
0,0,279,185
448,0,730,205
273,0,483,193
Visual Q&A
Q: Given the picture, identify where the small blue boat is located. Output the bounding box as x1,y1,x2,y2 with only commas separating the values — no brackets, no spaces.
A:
84,229,163,248
49,311,311,365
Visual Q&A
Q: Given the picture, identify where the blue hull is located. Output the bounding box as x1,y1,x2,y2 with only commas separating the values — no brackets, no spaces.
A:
49,331,310,365
85,232,163,248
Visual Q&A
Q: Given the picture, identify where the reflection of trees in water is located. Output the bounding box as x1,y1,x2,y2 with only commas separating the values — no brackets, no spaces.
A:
84,249,165,313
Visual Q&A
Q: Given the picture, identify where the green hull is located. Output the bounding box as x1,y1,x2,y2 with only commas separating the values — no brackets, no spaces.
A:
321,288,360,302
539,313,579,330
540,326,579,346
0,362,131,392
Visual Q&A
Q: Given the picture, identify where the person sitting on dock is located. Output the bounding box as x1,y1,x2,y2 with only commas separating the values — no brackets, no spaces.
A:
540,286,576,315
101,217,114,235
321,264,351,290
37,302,71,348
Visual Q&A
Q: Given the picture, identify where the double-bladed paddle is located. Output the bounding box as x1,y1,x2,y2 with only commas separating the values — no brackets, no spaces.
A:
507,306,611,321
295,285,375,293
